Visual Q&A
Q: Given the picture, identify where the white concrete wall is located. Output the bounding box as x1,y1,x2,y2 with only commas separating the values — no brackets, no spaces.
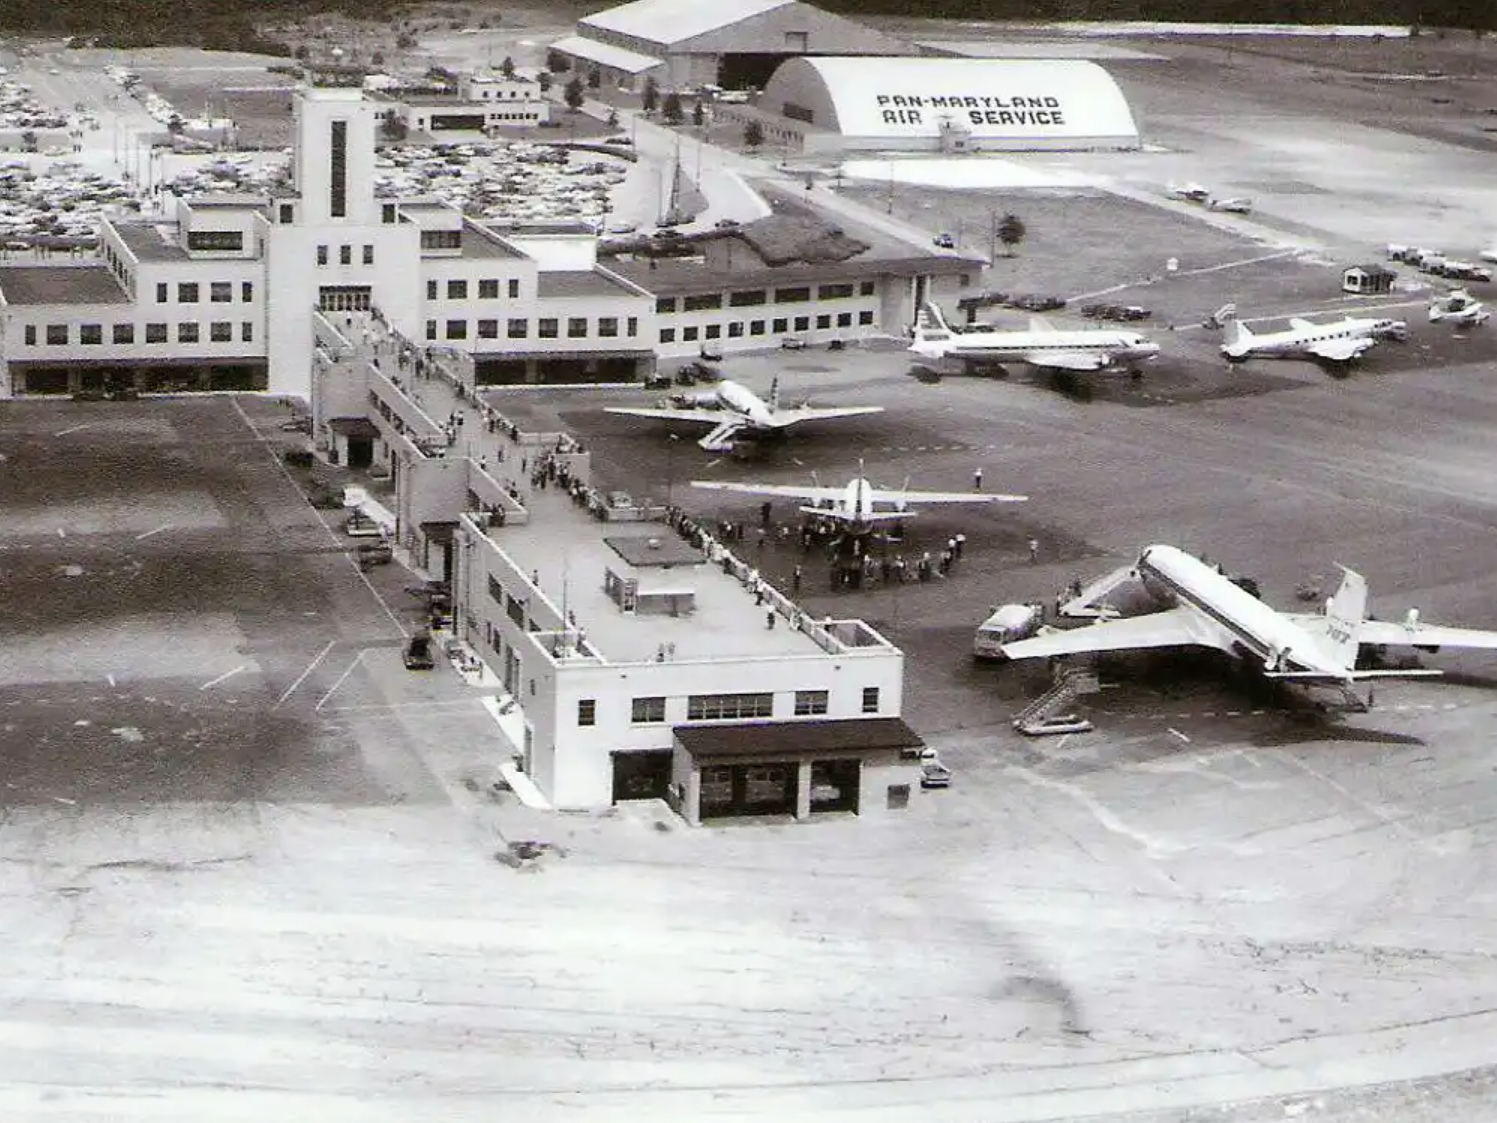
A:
654,284,881,357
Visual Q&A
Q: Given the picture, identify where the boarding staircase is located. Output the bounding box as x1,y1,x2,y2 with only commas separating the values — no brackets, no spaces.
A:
698,421,743,452
1059,563,1135,619
1012,667,1100,737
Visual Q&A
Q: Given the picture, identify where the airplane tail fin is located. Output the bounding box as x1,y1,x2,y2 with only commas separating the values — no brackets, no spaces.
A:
1323,565,1368,671
1221,317,1253,357
767,377,781,412
918,301,951,334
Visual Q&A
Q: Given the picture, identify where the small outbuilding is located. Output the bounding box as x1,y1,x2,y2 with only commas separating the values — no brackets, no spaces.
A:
1342,263,1396,295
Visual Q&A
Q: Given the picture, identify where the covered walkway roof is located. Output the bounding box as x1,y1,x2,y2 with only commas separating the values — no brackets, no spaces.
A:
550,35,663,75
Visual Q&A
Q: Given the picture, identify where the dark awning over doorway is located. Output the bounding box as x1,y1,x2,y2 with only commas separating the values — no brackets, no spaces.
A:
675,717,923,761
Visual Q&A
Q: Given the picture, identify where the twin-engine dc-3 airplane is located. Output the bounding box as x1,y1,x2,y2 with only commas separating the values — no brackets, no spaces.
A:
1001,544,1497,697
1220,314,1403,366
909,301,1160,374
689,462,1026,528
605,378,883,452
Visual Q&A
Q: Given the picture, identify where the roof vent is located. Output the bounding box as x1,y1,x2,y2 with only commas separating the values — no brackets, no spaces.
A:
646,537,662,549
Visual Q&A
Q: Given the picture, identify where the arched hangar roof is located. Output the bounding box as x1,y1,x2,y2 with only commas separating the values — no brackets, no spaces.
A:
764,56,1139,147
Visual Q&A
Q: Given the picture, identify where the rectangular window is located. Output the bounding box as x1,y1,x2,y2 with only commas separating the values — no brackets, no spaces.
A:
382,202,396,224
23,324,34,345
446,319,467,340
427,279,438,300
837,312,852,328
478,278,499,299
339,244,352,266
729,289,766,307
488,574,504,605
155,282,167,303
772,317,787,333
818,282,855,300
774,286,811,304
858,310,874,326
538,318,558,339
448,279,467,299
477,318,498,339
508,279,519,298
145,322,167,343
816,314,831,329
79,324,102,345
682,293,722,312
861,686,880,714
278,203,294,224
598,316,619,337
794,690,829,716
627,316,638,337
705,324,721,339
210,281,231,303
363,244,374,265
316,245,328,266
750,320,765,336
420,229,462,251
425,319,437,340
631,696,666,724
177,282,199,303
577,699,596,727
210,321,232,342
506,593,525,626
45,324,67,345
728,321,743,338
187,230,244,252
660,327,676,344
655,296,677,314
793,316,810,332
682,325,699,342
859,280,876,296
567,316,587,338
507,318,527,339
178,322,199,343
329,119,348,218
112,323,134,344
241,321,253,342
241,281,254,302
687,693,774,721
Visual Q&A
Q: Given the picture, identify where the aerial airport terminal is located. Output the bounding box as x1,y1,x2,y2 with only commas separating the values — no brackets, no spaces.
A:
7,0,1497,1118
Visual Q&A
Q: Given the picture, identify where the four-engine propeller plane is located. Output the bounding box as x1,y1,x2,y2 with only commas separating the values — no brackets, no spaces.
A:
605,378,883,452
909,301,1160,374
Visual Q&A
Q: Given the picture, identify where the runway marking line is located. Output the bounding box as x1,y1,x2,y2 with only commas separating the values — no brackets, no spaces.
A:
199,664,248,692
135,524,171,540
315,650,367,712
273,637,337,710
54,424,92,436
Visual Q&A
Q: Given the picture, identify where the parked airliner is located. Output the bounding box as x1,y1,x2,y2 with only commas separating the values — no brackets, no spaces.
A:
910,301,1160,373
690,463,1025,528
605,378,883,451
1001,545,1497,702
1220,314,1404,366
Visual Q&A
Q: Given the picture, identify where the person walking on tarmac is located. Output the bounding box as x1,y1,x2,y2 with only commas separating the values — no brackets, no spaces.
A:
1028,537,1040,563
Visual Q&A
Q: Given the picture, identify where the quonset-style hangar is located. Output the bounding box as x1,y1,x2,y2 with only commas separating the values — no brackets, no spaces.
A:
549,0,916,93
754,56,1141,153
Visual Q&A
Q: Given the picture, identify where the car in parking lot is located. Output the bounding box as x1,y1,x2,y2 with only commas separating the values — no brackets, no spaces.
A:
933,232,956,248
403,632,436,670
780,336,808,350
919,749,952,789
675,360,716,384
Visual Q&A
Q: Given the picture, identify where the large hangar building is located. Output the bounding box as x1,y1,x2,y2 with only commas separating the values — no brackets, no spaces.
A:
549,0,916,93
751,56,1141,154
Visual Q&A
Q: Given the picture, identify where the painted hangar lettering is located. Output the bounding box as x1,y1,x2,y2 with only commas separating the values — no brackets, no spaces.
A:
874,93,1066,127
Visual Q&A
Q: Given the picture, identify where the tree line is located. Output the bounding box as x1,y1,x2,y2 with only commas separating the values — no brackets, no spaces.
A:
818,0,1491,30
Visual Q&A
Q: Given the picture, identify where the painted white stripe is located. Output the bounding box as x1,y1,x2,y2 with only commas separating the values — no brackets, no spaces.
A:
315,650,366,712
1167,727,1191,743
135,524,172,540
273,638,337,710
198,664,247,691
54,424,92,436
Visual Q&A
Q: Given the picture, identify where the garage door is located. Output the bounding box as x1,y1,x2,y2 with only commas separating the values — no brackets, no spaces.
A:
612,749,673,802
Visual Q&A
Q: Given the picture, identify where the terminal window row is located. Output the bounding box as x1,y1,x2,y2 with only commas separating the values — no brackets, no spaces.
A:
316,244,377,267
26,322,254,345
660,311,870,344
155,281,254,304
425,316,638,341
655,281,874,314
616,691,849,725
426,278,523,300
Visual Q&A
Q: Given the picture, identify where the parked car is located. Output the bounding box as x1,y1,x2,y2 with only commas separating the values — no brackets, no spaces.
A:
699,344,724,362
676,360,715,384
643,370,671,390
933,232,956,248
714,217,740,229
780,336,808,350
356,541,393,570
403,632,436,670
344,511,385,538
919,748,953,789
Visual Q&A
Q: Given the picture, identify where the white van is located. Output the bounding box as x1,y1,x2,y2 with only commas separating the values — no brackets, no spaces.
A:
972,603,1043,660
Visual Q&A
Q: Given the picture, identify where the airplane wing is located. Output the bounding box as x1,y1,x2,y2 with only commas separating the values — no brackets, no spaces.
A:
1350,619,1497,652
1001,606,1209,660
689,481,846,503
881,488,1027,505
1023,350,1110,372
767,405,885,428
1306,337,1373,362
604,406,733,425
1289,317,1317,332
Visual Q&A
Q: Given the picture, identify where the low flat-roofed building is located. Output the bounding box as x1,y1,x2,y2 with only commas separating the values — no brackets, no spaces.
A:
375,69,550,136
456,483,910,812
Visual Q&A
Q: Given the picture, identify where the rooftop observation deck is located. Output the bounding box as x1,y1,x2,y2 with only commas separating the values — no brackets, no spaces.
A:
479,486,889,665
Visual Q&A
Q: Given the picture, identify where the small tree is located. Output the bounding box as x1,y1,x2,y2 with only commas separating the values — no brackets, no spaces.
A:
743,119,763,148
691,99,705,127
499,55,515,79
997,212,1026,256
564,76,585,112
606,107,619,128
20,129,37,153
371,50,384,66
546,49,569,73
381,111,408,141
641,77,659,113
538,71,553,93
395,32,416,50
662,90,683,125
587,68,601,90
